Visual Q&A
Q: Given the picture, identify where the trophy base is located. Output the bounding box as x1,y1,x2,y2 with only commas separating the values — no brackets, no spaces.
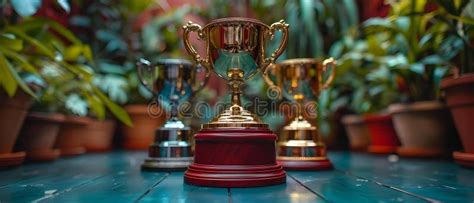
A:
277,125,333,171
141,157,193,171
184,128,286,187
141,125,194,171
277,156,333,170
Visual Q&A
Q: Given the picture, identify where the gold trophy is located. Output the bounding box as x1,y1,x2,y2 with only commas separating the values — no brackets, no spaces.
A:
137,58,208,170
265,58,336,170
182,17,289,187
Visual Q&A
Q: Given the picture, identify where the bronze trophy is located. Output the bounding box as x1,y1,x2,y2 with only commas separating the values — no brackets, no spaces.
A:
137,58,208,170
182,17,289,187
265,58,336,170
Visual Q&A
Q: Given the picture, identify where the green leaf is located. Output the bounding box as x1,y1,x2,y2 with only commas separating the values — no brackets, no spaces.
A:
409,63,425,75
46,20,82,44
420,55,447,65
84,92,106,120
92,86,133,126
59,62,94,80
5,27,56,58
0,53,36,98
64,45,83,61
434,67,449,87
0,46,38,74
363,18,405,37
82,45,93,64
0,54,17,96
0,34,23,51
11,0,41,17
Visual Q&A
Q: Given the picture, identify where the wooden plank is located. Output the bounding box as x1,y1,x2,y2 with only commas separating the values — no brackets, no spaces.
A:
0,152,154,202
139,172,229,202
0,154,112,202
0,155,93,188
42,171,167,202
289,170,427,202
0,152,143,187
230,176,325,203
329,152,474,202
0,171,103,203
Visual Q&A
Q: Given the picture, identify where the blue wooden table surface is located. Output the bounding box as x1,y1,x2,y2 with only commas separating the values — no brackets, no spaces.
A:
0,151,473,203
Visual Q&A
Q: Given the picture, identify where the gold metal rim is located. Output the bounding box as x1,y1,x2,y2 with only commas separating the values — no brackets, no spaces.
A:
283,126,317,130
277,141,324,147
205,17,269,29
202,123,269,129
276,58,319,66
277,156,328,161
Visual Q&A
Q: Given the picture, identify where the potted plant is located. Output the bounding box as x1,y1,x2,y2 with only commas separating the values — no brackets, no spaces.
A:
326,27,401,153
11,1,133,156
436,0,474,166
51,68,133,155
9,16,132,157
50,64,132,155
0,0,72,166
363,1,461,157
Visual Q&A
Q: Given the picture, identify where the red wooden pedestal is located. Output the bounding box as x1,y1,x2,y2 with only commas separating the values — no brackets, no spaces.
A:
184,128,286,187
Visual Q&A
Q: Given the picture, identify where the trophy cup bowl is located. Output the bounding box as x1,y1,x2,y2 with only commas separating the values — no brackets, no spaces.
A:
265,58,336,170
182,17,289,187
137,58,208,171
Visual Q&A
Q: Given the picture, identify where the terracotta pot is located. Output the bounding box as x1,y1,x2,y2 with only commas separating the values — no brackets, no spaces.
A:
122,105,165,150
0,90,33,168
82,119,116,152
55,116,92,156
441,74,474,153
342,115,370,151
17,112,65,161
441,73,474,167
364,114,400,154
389,101,456,158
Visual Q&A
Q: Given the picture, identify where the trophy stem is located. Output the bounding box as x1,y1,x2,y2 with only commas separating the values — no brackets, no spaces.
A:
295,100,304,121
170,99,179,120
228,69,244,111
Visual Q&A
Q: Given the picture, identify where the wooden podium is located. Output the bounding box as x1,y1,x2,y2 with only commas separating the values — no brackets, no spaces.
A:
184,128,286,187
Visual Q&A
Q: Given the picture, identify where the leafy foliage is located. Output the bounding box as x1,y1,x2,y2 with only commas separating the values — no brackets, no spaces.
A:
362,0,463,101
251,0,359,59
69,0,162,105
0,1,132,126
434,0,474,74
323,28,399,115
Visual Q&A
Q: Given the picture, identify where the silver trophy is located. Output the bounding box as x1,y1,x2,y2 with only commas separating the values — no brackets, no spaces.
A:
137,58,208,170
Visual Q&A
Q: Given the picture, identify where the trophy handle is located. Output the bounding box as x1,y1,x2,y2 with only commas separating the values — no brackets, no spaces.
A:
182,21,211,70
191,64,210,95
263,19,289,74
320,57,337,90
262,64,282,100
136,58,154,94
